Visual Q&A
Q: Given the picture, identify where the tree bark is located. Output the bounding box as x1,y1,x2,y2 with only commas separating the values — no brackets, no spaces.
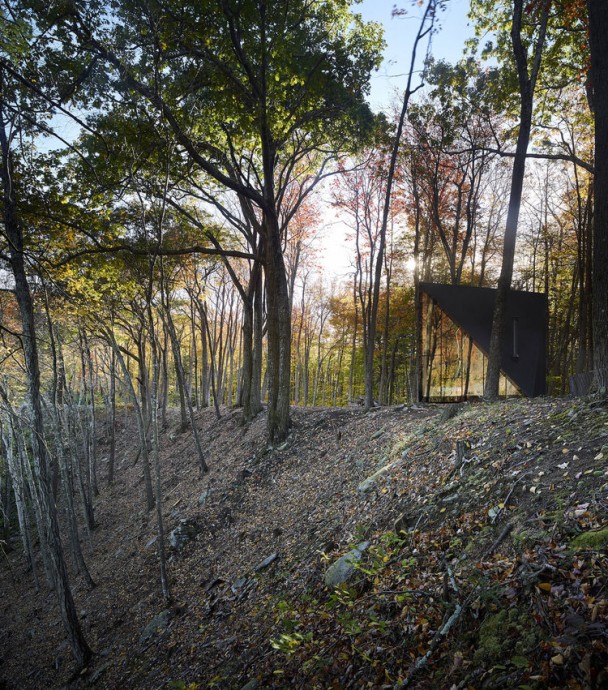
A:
0,420,37,583
43,305,95,588
485,0,550,398
264,212,291,442
146,296,171,600
588,0,608,391
108,341,117,484
0,100,92,666
365,0,436,409
104,330,155,510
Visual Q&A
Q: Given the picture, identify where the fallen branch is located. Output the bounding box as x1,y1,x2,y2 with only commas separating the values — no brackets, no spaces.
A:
491,472,529,523
445,560,459,594
502,471,529,507
395,603,464,688
441,556,460,601
483,522,513,559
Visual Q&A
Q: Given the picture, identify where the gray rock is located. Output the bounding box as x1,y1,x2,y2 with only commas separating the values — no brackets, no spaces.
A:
357,477,376,495
254,552,278,571
139,609,172,643
357,459,399,496
394,512,415,534
169,519,199,551
375,454,388,468
88,660,112,685
440,403,461,423
231,577,254,594
240,681,259,690
324,542,370,588
198,488,211,507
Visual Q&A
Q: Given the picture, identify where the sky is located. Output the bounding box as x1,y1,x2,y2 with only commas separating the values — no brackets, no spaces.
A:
360,0,474,112
318,0,476,277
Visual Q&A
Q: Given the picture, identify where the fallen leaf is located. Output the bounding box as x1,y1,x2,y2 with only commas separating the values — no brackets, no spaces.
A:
511,655,529,669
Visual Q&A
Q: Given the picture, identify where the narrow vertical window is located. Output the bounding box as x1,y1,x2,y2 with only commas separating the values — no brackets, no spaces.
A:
512,317,519,360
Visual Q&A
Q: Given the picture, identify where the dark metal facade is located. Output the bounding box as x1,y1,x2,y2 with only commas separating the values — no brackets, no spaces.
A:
420,283,548,398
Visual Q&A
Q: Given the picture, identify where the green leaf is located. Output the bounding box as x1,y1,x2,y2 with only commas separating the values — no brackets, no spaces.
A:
510,656,529,669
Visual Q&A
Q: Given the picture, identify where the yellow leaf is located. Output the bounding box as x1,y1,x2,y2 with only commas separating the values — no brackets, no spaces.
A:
537,582,552,592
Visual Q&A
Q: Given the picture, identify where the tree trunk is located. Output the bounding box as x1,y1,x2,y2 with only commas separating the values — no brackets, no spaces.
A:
136,333,150,426
201,301,222,420
588,0,608,391
379,259,392,405
0,103,92,666
190,300,199,410
83,330,99,497
104,330,155,510
108,343,117,484
485,0,549,398
239,260,263,421
161,284,208,473
264,213,291,442
348,269,359,403
146,299,171,600
160,331,169,426
43,307,95,587
197,301,211,408
0,422,37,582
162,301,188,430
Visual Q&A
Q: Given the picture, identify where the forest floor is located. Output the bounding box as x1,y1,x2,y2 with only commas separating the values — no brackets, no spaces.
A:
1,397,608,690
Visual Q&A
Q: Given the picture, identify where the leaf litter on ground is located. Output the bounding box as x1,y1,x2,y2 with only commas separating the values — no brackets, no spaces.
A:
0,398,607,689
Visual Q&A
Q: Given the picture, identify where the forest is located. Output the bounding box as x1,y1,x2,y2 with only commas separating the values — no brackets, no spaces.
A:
1,0,608,688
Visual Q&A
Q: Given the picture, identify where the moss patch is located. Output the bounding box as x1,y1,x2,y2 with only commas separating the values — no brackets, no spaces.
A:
474,607,541,665
571,527,608,549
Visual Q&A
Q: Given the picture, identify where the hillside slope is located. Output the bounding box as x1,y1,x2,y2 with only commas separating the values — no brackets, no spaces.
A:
1,398,607,689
